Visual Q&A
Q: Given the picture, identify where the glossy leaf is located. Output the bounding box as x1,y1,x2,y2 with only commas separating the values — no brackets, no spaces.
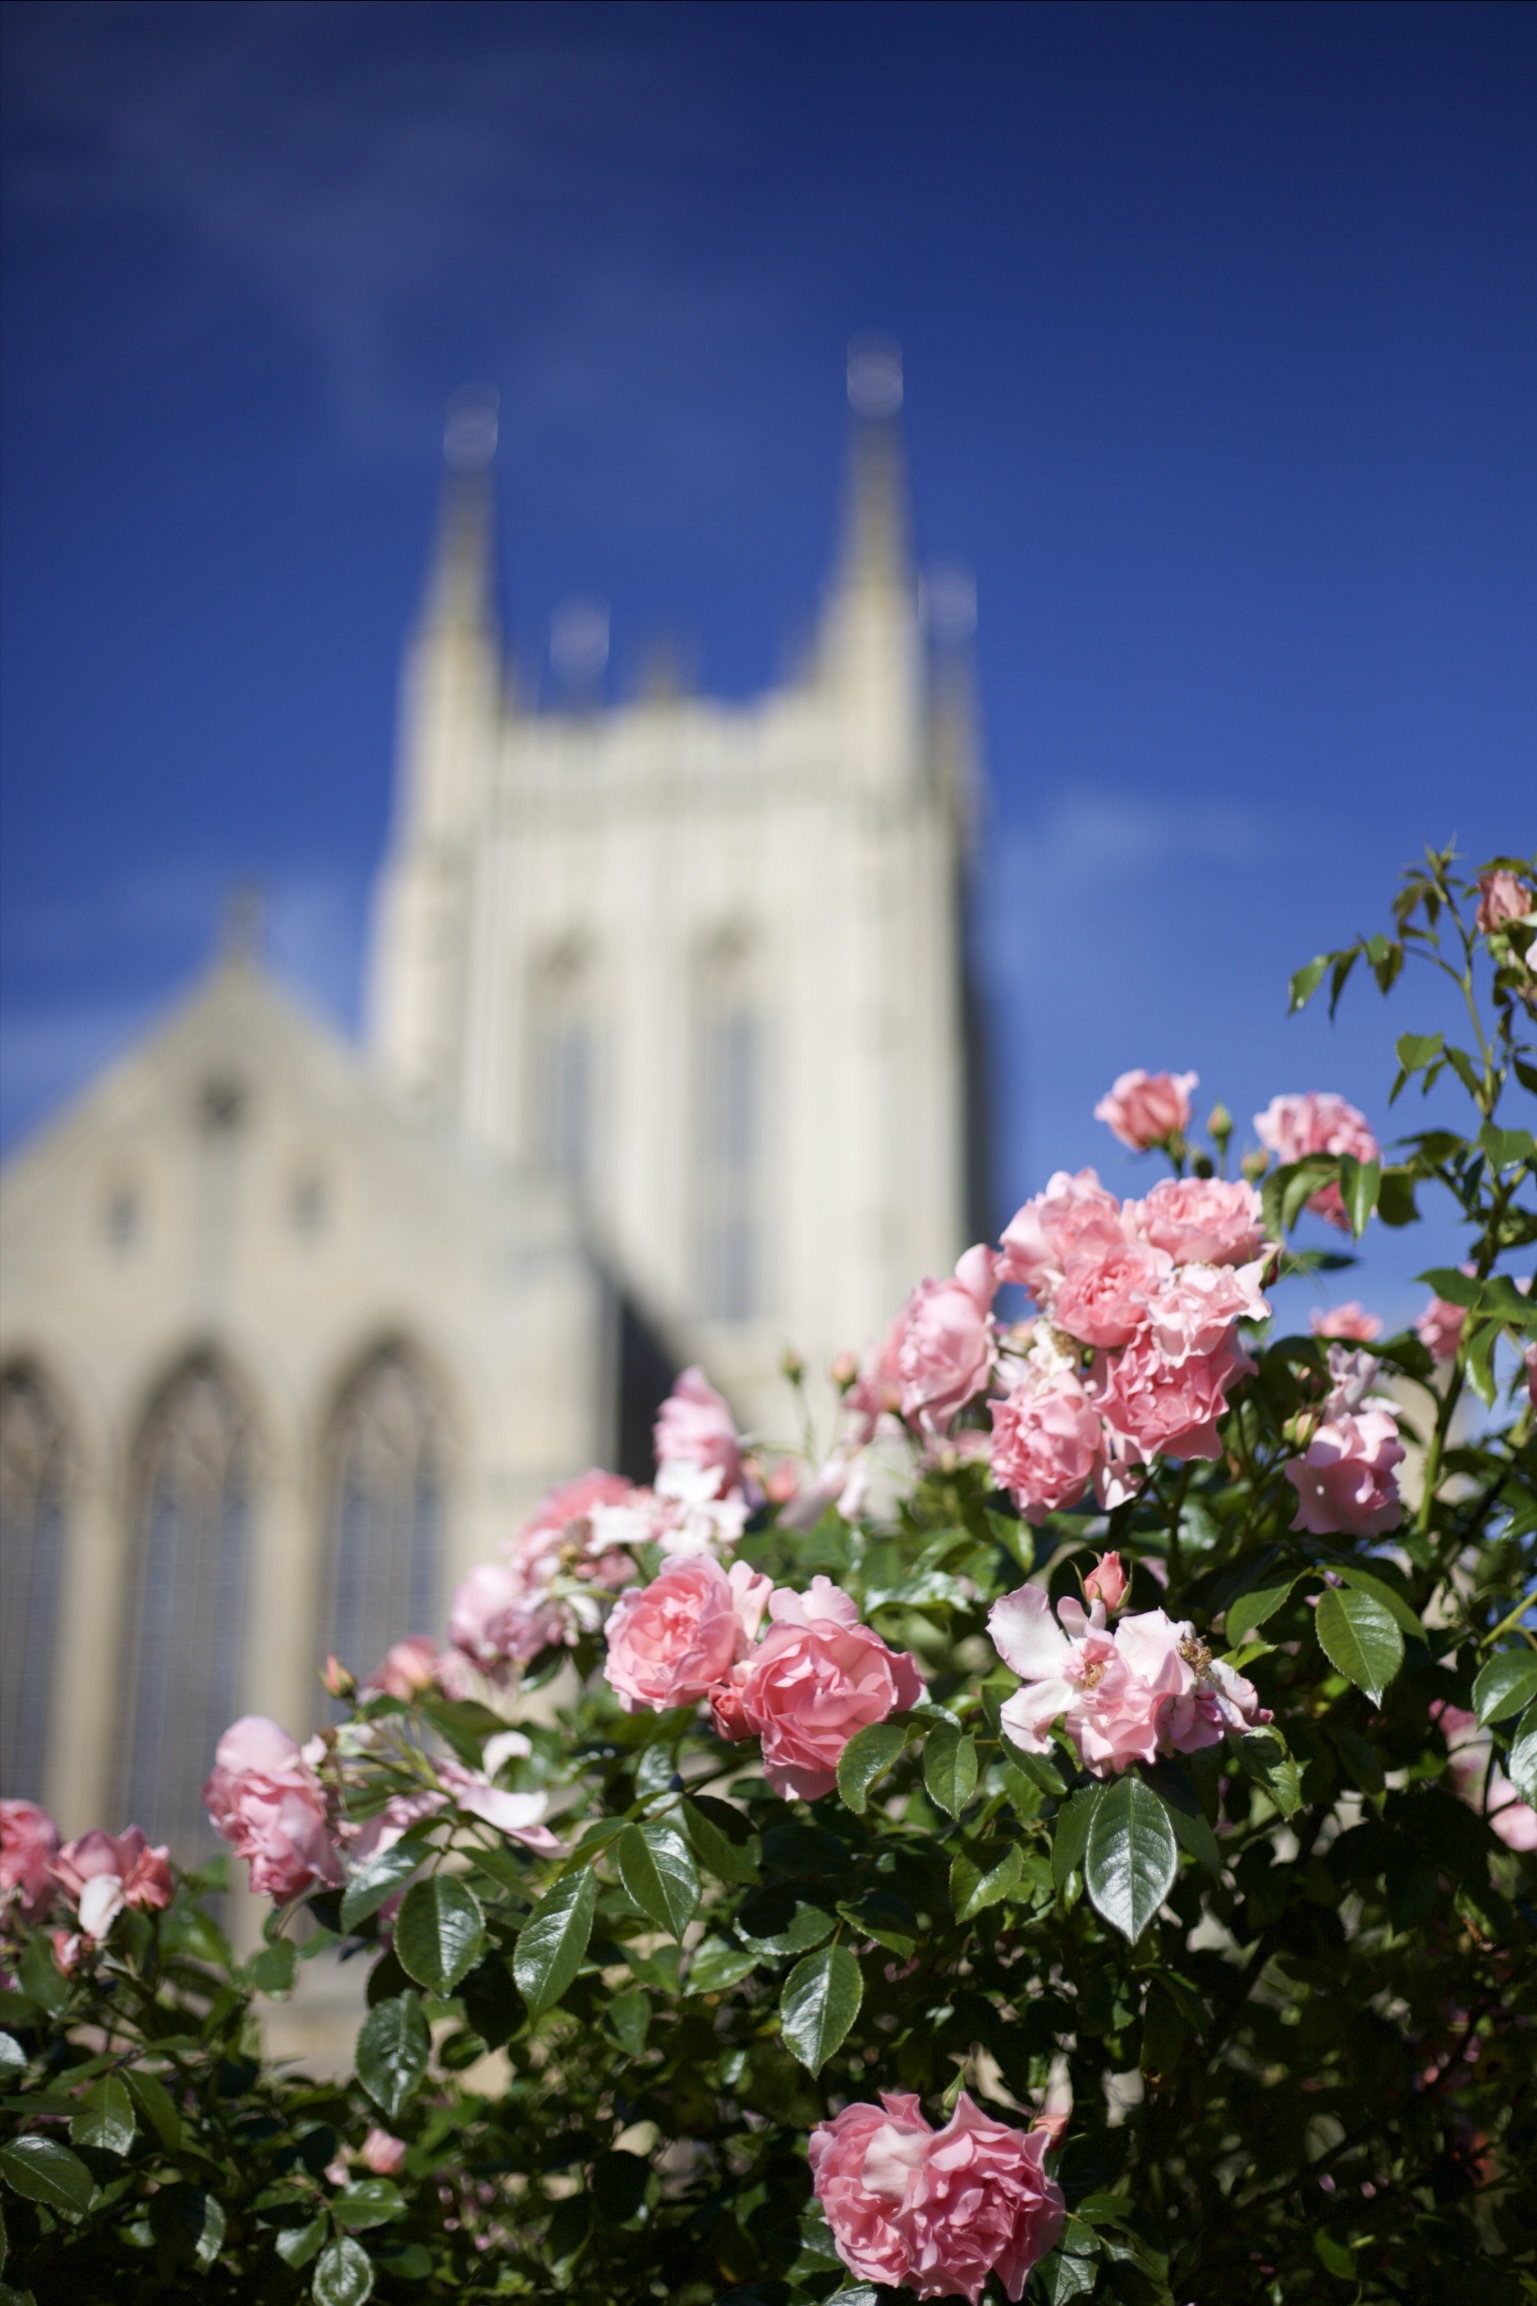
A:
1084,1775,1178,1944
513,1866,597,2019
1474,1651,1537,1726
1507,1710,1537,1808
686,1938,758,1995
124,2068,182,2150
681,1796,759,1883
355,1992,429,2122
922,1723,978,1819
340,1840,429,1933
1315,1586,1403,1705
393,1874,485,1997
605,1986,651,2054
1337,1565,1423,1642
1337,1154,1381,1238
1226,1576,1299,1647
0,2135,95,2216
836,1721,909,1814
615,1820,699,1939
1052,1783,1103,1890
950,1842,1024,1920
69,2073,135,2156
277,2216,328,2269
313,2235,374,2306
780,1942,863,2075
332,2180,405,2231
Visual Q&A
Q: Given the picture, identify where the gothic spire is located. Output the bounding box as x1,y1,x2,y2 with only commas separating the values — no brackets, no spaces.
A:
837,334,911,591
422,386,499,633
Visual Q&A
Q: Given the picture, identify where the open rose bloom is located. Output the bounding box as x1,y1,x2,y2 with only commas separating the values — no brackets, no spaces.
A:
1254,1090,1380,1230
203,1716,342,1901
1093,1067,1198,1151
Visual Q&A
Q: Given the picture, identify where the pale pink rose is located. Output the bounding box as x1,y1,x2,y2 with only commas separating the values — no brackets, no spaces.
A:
434,1761,561,1853
1081,1550,1127,1611
810,2090,1065,2305
1115,1609,1268,1753
1253,1092,1379,1231
989,1370,1103,1524
0,1800,60,1922
1476,868,1530,936
810,2094,931,2289
507,1467,640,1596
360,2127,407,2176
1052,1239,1172,1350
895,1246,998,1435
844,1318,906,1444
447,1560,559,1671
998,1169,1127,1303
1311,1302,1383,1343
1321,1344,1383,1418
1433,1701,1537,1852
603,1554,770,1714
654,1368,742,1492
364,1635,439,1700
1093,1330,1253,1464
992,1588,1165,1773
1130,1175,1267,1267
1094,1068,1198,1152
733,1578,923,1800
1417,1292,1467,1363
51,1827,173,1937
203,1716,342,1902
1285,1409,1404,1538
1143,1259,1269,1366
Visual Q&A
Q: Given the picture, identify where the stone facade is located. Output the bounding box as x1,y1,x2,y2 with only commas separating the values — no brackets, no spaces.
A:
0,359,982,1853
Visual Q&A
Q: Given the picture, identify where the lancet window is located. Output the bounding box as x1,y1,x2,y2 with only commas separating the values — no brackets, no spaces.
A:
0,1364,70,1803
697,932,767,1324
119,1355,251,1851
533,940,596,1181
321,1346,442,1690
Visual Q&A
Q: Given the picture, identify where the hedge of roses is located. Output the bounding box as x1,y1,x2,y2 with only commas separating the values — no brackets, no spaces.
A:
2,846,1534,2305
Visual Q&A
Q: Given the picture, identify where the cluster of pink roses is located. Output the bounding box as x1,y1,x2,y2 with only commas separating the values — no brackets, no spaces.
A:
1284,1335,1405,1540
605,1559,921,1801
0,1798,172,1970
1254,1090,1379,1231
987,1566,1268,1775
810,2088,1065,2303
1432,1701,1537,1853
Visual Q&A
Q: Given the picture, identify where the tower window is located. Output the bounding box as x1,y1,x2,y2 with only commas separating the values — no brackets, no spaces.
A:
320,1346,442,1696
0,1364,69,1802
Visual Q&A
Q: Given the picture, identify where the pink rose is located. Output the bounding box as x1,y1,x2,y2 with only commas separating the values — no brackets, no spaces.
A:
363,1635,439,1699
895,1246,998,1435
447,1560,559,1671
1433,1700,1537,1852
1475,868,1530,936
1253,1092,1379,1231
51,1827,173,1938
1417,1292,1467,1363
1311,1302,1383,1343
1527,1342,1536,1408
810,2090,1065,2305
1115,1610,1269,1754
1284,1409,1404,1539
1094,1068,1198,1152
1052,1240,1172,1349
360,2126,407,2176
203,1716,342,1902
1130,1176,1267,1267
731,1578,923,1800
654,1368,742,1492
1143,1259,1269,1365
0,1800,60,1923
989,1371,1103,1524
1093,1330,1252,1464
603,1554,770,1713
998,1169,1127,1303
1082,1551,1127,1611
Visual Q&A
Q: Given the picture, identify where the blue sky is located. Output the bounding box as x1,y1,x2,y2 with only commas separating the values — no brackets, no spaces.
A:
2,1,1532,1328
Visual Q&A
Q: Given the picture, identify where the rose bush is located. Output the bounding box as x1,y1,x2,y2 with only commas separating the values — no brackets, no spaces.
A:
2,845,1535,2305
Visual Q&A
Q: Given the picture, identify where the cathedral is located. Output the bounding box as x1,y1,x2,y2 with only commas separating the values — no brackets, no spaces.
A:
0,348,985,1861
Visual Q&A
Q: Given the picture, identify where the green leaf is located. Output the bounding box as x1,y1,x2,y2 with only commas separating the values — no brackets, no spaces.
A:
1479,1121,1535,1173
1325,1723,1385,1799
780,1943,863,2075
1144,1763,1221,1877
124,2068,182,2150
615,1821,699,1940
15,1936,67,2015
1336,1565,1424,1643
0,2136,95,2217
1473,1650,1537,1726
340,1840,428,1933
1377,1166,1420,1226
1314,2230,1355,2280
1315,1586,1404,1705
313,2235,374,2306
393,1875,485,1997
1235,1729,1303,1816
69,2074,135,2156
247,1939,297,1997
1038,2248,1099,2300
1288,954,1329,1012
0,2037,21,2088
681,1797,759,1884
686,1938,758,1995
735,1895,836,1957
1226,1576,1299,1647
513,1866,597,2019
332,2180,404,2231
922,1724,979,1819
605,1987,651,2055
163,2188,225,2273
1337,1154,1381,1238
1084,1775,1178,1944
1506,1711,1537,1807
277,2216,327,2269
950,1842,1025,1920
1052,1784,1103,1891
355,1993,429,2123
836,1721,909,1814
1396,1030,1443,1073
1416,1266,1481,1308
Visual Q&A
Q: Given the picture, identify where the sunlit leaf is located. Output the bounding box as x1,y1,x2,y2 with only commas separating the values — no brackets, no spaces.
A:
1473,1650,1537,1726
1314,1586,1403,1705
513,1867,597,2019
779,1943,862,2075
393,1875,484,1997
1084,1776,1177,1944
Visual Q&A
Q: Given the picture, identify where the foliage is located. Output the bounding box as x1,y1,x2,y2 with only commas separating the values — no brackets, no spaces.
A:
3,845,1535,2305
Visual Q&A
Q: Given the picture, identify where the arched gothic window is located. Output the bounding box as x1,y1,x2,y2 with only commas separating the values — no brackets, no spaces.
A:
696,932,767,1324
321,1347,442,1688
532,941,595,1181
119,1356,251,1850
0,1365,70,1801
